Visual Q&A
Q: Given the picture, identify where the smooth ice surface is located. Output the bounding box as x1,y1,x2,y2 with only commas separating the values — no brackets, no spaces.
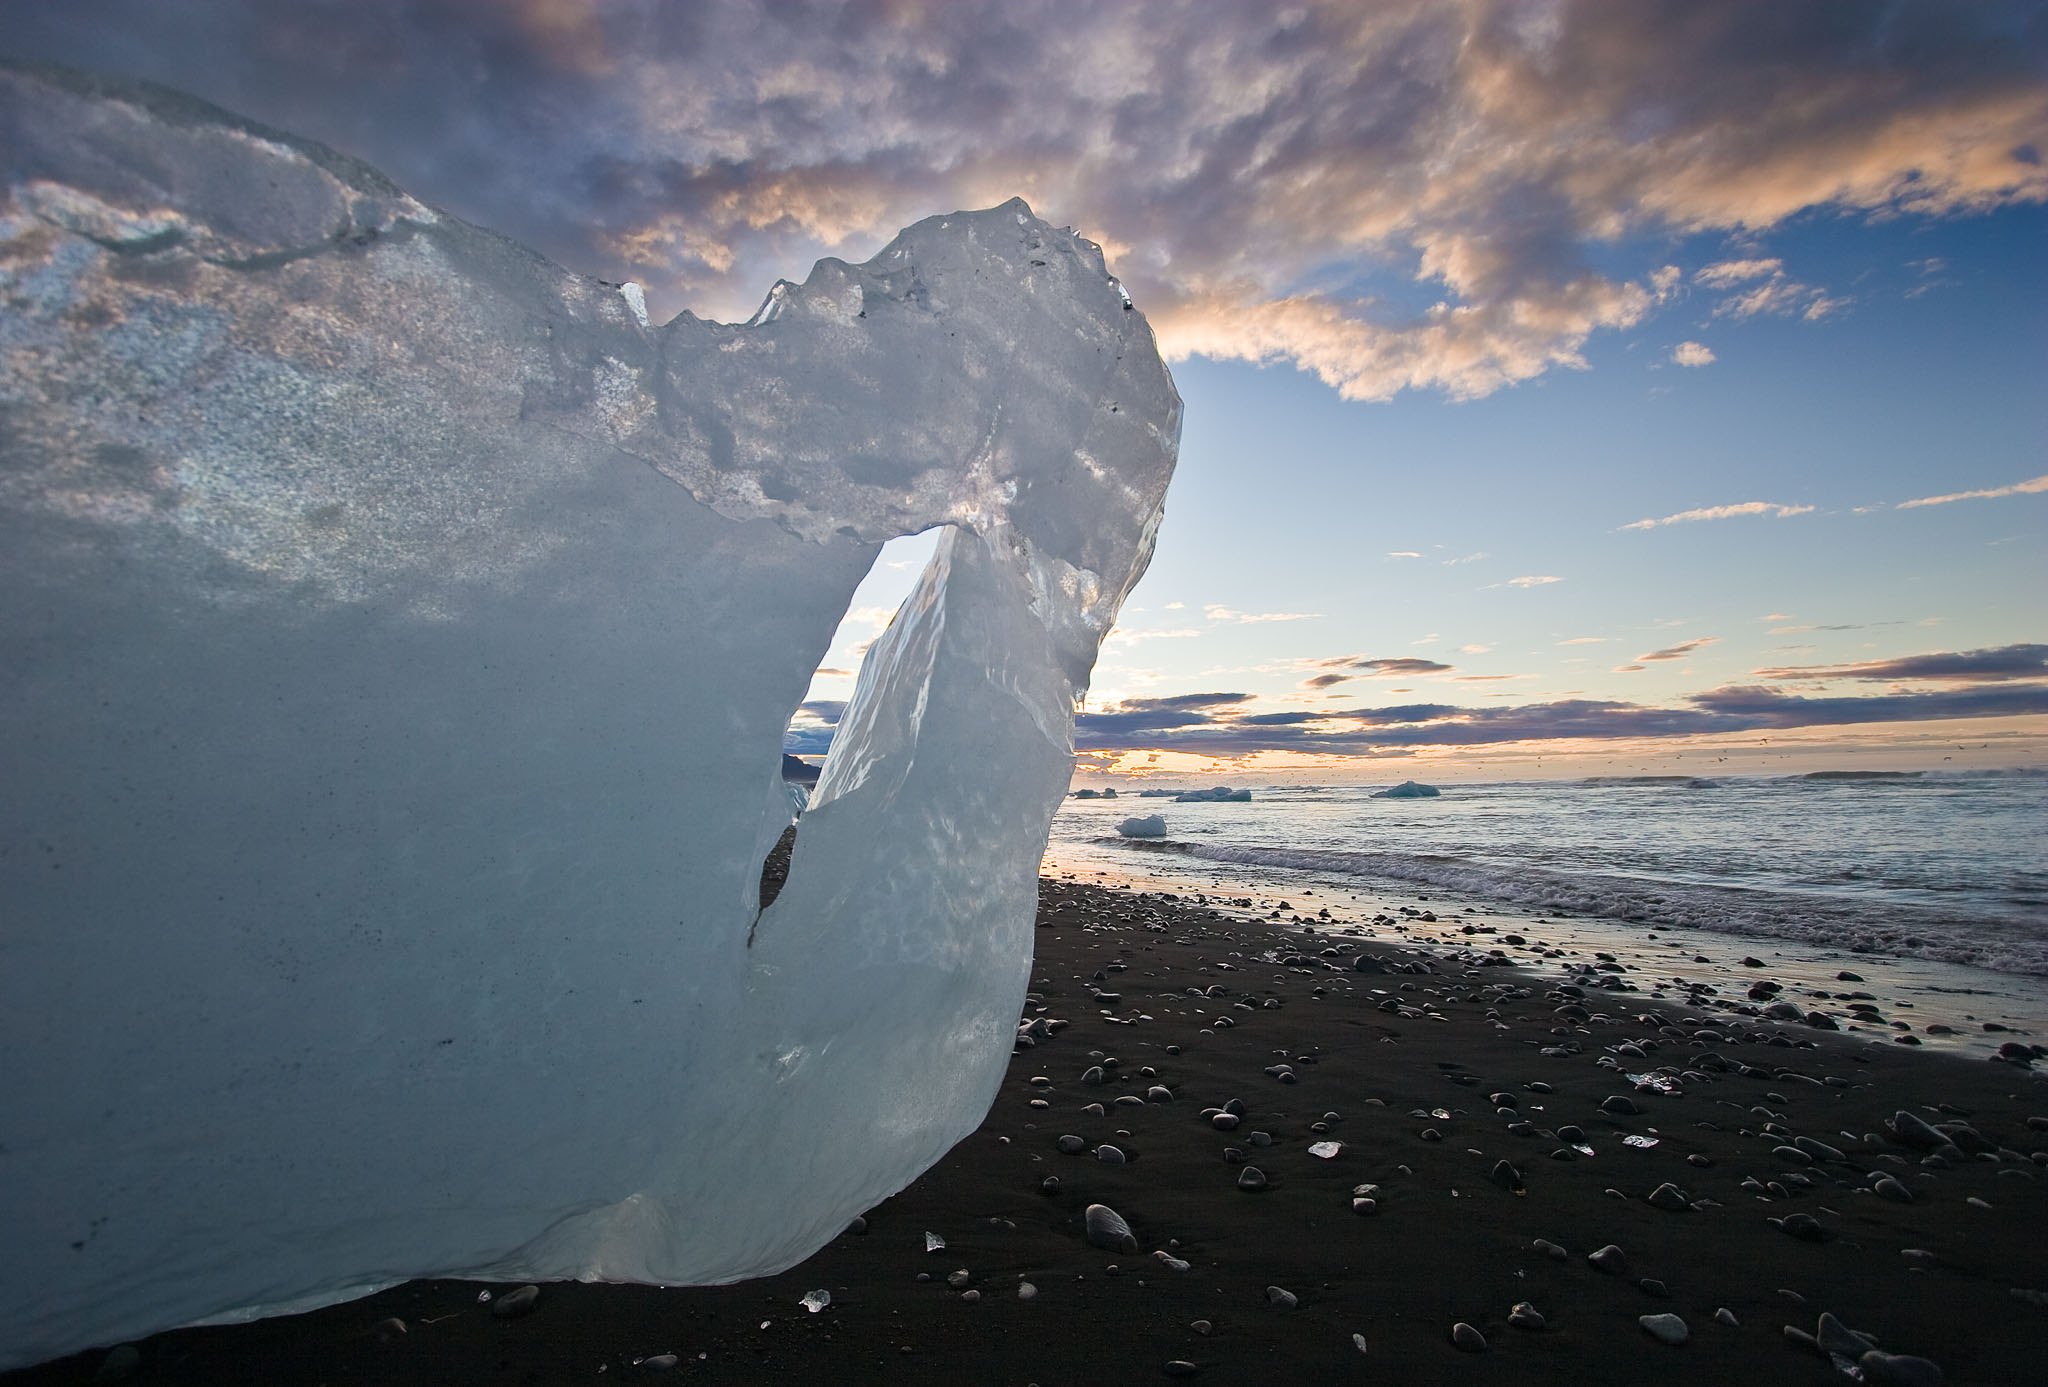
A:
0,63,1178,1367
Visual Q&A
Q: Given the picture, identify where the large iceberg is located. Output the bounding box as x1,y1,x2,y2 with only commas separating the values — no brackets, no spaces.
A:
0,63,1178,1367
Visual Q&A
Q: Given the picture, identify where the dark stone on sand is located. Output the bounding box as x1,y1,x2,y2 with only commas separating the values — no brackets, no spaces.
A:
1557,1124,1585,1143
1816,1312,1876,1358
1861,1351,1944,1386
1265,1286,1297,1309
1588,1245,1628,1274
642,1352,679,1370
1873,1175,1914,1203
1163,1362,1200,1378
1887,1110,1949,1151
1639,1313,1688,1345
373,1317,407,1344
1490,1160,1525,1192
1096,1144,1127,1164
1057,1134,1087,1153
1211,1112,1240,1130
1238,1166,1270,1191
1085,1203,1139,1253
1647,1183,1689,1211
1508,1301,1546,1330
1601,1095,1643,1116
491,1284,540,1319
1793,1136,1845,1163
1773,1145,1815,1165
1639,1277,1669,1297
1532,1238,1568,1261
1772,1213,1825,1241
1451,1321,1488,1352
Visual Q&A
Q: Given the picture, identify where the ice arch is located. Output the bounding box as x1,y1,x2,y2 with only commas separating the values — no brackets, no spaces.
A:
0,63,1178,1367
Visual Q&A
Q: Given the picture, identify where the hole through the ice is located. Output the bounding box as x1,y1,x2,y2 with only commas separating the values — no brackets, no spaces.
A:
756,529,946,935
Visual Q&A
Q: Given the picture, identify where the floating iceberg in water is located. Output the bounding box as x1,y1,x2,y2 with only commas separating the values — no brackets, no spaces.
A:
1372,780,1442,799
1117,814,1169,838
0,63,1178,1367
1176,785,1251,802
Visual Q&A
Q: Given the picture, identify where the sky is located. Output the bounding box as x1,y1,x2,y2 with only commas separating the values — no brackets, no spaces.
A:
9,0,2044,781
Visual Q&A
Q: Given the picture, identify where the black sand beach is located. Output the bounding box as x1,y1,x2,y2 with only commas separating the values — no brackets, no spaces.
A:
11,874,2046,1386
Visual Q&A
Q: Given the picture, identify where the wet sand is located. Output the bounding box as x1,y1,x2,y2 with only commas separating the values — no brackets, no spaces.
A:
10,876,2046,1386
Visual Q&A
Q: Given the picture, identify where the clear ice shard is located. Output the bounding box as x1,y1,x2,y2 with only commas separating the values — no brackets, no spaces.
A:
0,63,1179,1368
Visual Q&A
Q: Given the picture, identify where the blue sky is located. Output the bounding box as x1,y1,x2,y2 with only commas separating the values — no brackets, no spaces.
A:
10,0,2043,778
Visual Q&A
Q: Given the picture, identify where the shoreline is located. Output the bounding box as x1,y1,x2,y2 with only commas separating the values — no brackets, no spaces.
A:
1045,835,2048,1063
9,872,2045,1385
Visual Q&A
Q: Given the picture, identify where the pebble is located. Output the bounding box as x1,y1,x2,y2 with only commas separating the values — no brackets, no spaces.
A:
1057,1134,1086,1153
1154,1251,1191,1272
1715,1307,1739,1327
1639,1313,1688,1345
1646,1183,1689,1211
1816,1312,1875,1358
1873,1175,1914,1203
1450,1321,1488,1352
1017,1282,1037,1299
1190,1319,1213,1335
1588,1244,1628,1274
1238,1166,1269,1191
1163,1363,1199,1378
1860,1351,1944,1387
1266,1286,1298,1309
1772,1213,1826,1241
491,1285,539,1319
1490,1160,1524,1192
373,1317,407,1344
1508,1301,1546,1330
1096,1144,1127,1164
1085,1204,1139,1253
1601,1095,1643,1116
1211,1113,1240,1130
1532,1238,1568,1261
1352,1332,1369,1354
641,1352,678,1370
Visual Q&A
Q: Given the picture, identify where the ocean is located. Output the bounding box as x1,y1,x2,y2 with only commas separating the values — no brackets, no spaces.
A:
1044,771,2048,994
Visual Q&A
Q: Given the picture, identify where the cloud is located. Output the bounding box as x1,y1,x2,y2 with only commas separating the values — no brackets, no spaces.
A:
1386,551,1422,559
1636,637,1719,662
1505,575,1562,588
1557,636,1608,645
1671,340,1715,367
1442,551,1489,565
1697,259,1846,321
1070,682,2048,756
1896,473,2048,509
1303,673,1353,689
795,699,848,725
1621,501,1815,530
1350,657,1454,677
1752,643,2048,683
1104,627,1203,645
9,3,2043,404
1205,605,1322,623
810,666,852,678
1457,643,1492,654
1694,258,1783,288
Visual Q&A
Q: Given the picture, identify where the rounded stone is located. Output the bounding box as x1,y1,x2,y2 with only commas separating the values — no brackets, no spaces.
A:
1451,1321,1488,1352
1640,1313,1688,1345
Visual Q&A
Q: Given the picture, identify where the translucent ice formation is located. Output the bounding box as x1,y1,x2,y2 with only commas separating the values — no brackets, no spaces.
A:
0,63,1178,1367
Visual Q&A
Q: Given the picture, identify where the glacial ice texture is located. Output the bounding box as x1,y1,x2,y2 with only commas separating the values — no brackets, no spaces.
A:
0,63,1178,1367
